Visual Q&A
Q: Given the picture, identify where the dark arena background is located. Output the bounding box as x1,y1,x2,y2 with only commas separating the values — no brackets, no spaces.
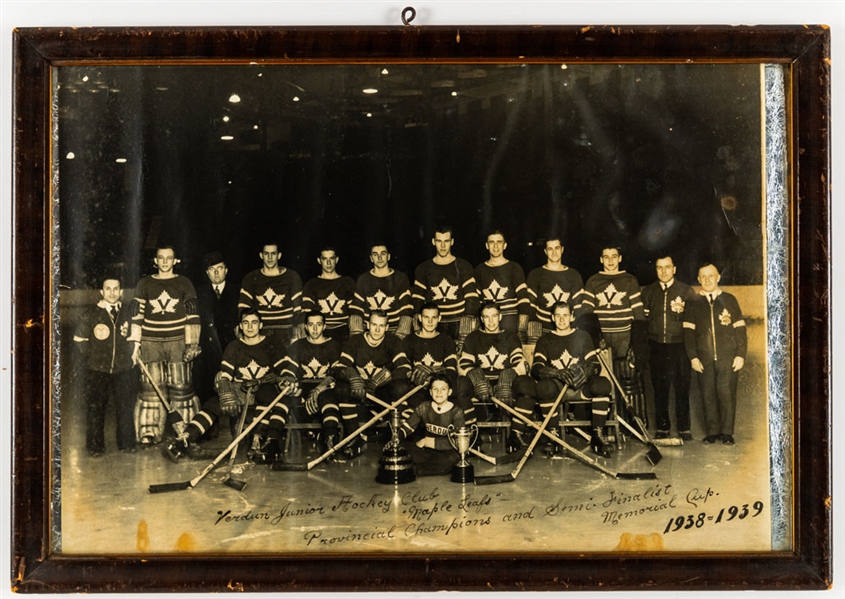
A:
57,63,762,288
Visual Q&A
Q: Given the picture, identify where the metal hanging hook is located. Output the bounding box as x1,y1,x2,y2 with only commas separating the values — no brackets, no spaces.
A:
401,6,417,26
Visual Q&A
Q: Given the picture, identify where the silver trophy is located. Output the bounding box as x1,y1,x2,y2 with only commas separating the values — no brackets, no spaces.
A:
375,409,416,485
447,424,479,483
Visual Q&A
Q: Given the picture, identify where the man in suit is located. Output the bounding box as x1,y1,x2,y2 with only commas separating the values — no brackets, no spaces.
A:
194,251,240,403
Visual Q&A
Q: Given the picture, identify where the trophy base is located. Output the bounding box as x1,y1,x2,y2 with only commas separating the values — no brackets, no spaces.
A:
450,463,475,484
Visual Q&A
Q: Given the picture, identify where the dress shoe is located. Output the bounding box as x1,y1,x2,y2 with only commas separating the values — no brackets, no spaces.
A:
722,434,735,445
654,431,670,440
679,432,693,441
702,435,718,444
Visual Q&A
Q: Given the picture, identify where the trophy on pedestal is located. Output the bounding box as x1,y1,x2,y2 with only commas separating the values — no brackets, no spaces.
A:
375,409,416,485
447,424,479,483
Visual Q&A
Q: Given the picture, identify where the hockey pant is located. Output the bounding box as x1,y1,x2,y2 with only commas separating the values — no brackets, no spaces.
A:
135,360,200,443
614,357,648,428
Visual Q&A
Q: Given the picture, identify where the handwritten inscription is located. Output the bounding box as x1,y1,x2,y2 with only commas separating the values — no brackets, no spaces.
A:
211,482,745,548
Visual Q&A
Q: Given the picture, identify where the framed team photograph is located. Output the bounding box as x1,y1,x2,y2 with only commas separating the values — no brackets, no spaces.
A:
11,22,830,592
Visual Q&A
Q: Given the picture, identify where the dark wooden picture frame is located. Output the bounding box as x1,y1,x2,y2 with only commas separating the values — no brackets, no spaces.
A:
12,24,830,592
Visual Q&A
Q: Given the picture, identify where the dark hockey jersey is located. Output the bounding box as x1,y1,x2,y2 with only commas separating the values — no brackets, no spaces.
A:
238,268,303,330
526,266,586,326
474,261,530,318
220,336,286,382
280,337,342,380
338,333,410,380
531,329,599,377
459,330,524,380
351,270,413,330
132,275,199,341
400,402,466,451
582,270,645,334
412,258,479,322
403,332,458,377
301,276,355,331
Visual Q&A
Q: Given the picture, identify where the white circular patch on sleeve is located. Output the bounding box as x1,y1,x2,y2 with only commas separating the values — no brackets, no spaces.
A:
93,323,111,340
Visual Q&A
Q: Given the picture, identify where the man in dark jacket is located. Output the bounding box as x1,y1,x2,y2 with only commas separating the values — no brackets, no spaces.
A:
683,263,748,445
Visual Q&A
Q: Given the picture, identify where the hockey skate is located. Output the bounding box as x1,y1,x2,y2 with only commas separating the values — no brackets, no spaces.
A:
590,429,613,458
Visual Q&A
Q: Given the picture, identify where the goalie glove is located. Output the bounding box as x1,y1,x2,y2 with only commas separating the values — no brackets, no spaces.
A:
409,363,434,387
215,374,242,417
466,367,491,401
494,367,518,405
526,320,544,344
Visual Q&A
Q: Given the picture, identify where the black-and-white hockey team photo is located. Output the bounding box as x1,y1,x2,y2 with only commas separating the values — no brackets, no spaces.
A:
53,60,791,555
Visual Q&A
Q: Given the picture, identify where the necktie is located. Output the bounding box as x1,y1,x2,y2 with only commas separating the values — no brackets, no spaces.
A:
215,285,221,299
110,305,118,321
708,294,714,306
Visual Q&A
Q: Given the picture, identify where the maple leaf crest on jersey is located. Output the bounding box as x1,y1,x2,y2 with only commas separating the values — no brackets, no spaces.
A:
478,346,508,370
257,287,286,308
366,289,395,311
719,309,732,326
238,359,269,380
149,290,179,314
482,280,509,302
597,283,626,307
432,278,459,302
551,350,578,370
357,361,379,379
419,352,438,367
542,284,571,308
304,357,329,378
318,292,346,315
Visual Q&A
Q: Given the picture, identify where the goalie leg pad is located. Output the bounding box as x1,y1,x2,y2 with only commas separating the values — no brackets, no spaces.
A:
135,391,166,443
167,361,199,423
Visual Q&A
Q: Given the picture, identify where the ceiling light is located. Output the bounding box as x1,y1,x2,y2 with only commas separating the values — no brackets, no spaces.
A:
229,94,241,103
451,91,458,97
115,158,127,163
381,68,389,75
253,125,259,129
155,86,168,91
66,152,75,159
293,96,300,102
222,116,230,122
363,88,378,94
221,135,234,141
82,76,89,82
366,113,372,118
561,64,568,70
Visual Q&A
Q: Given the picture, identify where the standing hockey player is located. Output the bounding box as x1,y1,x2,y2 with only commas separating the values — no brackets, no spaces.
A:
683,263,747,445
474,231,530,340
582,246,648,425
194,251,240,404
334,310,412,459
522,302,614,457
458,302,536,451
274,311,344,461
641,256,696,441
526,236,588,345
130,245,202,446
73,276,138,456
350,243,414,339
412,225,480,350
238,242,303,348
301,247,356,343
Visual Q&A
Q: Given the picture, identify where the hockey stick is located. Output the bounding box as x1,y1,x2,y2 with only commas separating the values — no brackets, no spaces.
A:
148,383,292,493
474,385,568,485
488,395,657,480
222,391,253,491
274,385,424,471
364,393,524,467
596,351,662,465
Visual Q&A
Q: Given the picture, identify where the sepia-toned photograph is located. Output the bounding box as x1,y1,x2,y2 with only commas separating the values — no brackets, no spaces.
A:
54,59,784,555
8,16,832,593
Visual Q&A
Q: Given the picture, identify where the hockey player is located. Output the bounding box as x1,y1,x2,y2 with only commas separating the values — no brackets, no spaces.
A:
402,303,473,422
683,263,747,445
582,246,648,425
350,243,414,339
526,236,588,344
274,311,344,461
641,256,696,440
474,231,530,341
334,310,412,458
412,226,480,350
161,308,290,463
458,301,536,451
387,373,465,477
194,251,240,404
73,276,138,456
130,245,202,446
301,247,356,343
238,242,303,348
522,302,614,457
